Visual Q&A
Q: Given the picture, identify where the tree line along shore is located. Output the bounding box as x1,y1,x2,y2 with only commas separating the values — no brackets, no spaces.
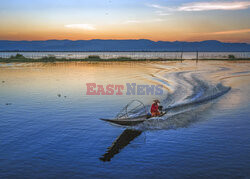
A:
0,53,249,63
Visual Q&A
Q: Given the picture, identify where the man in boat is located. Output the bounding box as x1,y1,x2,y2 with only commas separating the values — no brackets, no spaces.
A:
151,99,161,117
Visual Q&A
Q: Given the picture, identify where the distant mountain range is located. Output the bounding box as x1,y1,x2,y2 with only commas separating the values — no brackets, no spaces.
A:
0,39,249,52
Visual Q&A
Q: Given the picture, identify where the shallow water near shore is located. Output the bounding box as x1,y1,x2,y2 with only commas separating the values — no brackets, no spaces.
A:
0,60,250,178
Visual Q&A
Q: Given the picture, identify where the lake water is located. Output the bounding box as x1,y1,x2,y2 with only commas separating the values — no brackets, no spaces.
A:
0,60,250,178
0,51,250,59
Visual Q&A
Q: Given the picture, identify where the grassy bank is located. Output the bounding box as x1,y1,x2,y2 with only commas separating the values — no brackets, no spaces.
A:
0,54,249,63
0,54,181,63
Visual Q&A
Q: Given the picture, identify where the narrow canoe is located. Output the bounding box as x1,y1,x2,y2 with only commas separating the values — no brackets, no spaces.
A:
100,112,166,126
100,115,149,126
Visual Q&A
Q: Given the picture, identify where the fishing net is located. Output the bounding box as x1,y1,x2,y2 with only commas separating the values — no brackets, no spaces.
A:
116,100,147,119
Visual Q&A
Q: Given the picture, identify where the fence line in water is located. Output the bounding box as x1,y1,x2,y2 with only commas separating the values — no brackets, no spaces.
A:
0,52,249,59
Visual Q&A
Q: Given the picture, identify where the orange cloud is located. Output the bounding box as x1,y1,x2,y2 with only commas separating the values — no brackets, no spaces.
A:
209,29,250,35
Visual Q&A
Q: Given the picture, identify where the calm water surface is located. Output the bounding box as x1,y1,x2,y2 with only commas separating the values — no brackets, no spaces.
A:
0,60,250,178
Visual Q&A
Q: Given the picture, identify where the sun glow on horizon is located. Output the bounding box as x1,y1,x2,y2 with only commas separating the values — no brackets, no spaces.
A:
0,0,249,42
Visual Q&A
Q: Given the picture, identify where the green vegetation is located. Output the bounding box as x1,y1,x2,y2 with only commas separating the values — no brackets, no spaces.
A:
228,54,235,59
10,53,26,59
0,54,182,63
87,55,101,59
0,54,249,63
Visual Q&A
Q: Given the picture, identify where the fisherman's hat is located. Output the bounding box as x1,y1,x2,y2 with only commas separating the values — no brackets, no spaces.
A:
154,99,160,103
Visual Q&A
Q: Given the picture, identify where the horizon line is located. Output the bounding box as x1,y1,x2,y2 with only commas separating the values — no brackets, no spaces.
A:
0,39,249,44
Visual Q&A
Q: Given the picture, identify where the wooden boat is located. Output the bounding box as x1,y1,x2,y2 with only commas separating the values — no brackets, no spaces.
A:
100,115,149,126
100,112,166,126
100,100,166,126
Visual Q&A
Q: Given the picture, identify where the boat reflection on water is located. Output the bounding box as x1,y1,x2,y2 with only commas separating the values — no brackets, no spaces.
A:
100,129,142,162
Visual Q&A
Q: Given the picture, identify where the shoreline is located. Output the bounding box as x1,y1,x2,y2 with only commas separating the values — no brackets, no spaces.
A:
0,54,249,63
1,58,250,63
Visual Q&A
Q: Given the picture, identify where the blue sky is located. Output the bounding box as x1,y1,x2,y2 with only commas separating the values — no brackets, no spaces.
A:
0,0,250,42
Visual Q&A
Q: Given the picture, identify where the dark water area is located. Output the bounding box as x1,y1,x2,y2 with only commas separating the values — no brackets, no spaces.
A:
0,61,250,178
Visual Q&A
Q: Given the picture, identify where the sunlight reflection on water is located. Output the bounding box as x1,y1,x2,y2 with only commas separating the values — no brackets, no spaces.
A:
0,61,250,178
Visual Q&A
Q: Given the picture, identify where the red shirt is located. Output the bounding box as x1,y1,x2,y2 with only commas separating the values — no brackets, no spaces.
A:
151,103,158,113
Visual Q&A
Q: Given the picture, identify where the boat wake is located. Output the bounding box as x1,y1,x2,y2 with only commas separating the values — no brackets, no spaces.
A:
133,67,231,130
99,62,250,162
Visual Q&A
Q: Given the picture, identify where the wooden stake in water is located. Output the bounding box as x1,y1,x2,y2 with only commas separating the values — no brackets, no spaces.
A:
196,51,199,63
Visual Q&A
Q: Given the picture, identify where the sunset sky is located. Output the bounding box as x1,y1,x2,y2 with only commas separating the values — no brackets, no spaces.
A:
0,0,250,42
